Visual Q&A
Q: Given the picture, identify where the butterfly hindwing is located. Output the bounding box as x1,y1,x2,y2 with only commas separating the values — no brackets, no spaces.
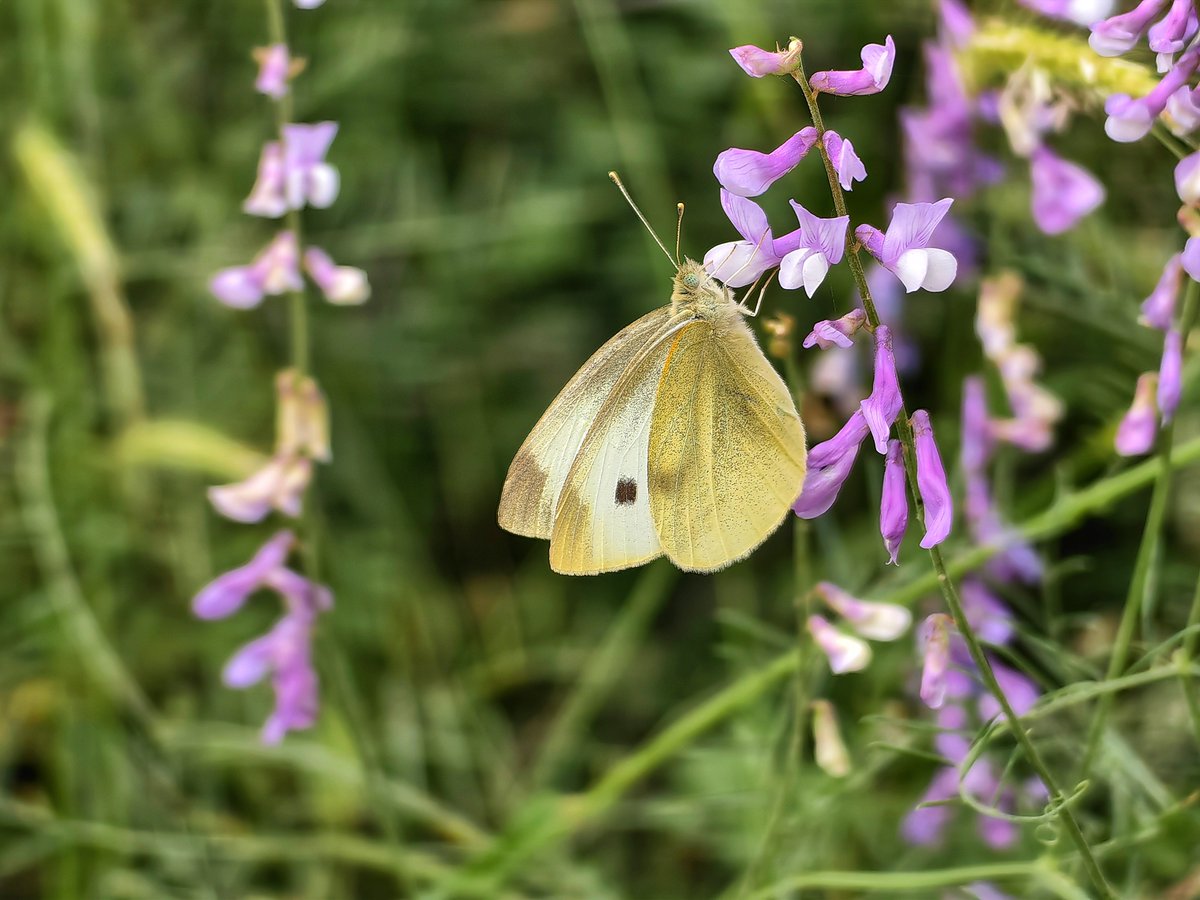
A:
647,313,807,572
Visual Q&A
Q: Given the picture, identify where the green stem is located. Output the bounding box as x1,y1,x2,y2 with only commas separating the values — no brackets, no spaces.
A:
793,62,1114,900
1082,280,1200,776
745,860,1051,898
1181,570,1200,747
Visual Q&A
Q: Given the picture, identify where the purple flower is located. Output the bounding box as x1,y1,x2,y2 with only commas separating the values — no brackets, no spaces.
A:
856,199,959,293
902,766,958,845
713,128,817,197
1115,372,1159,456
814,581,912,640
823,131,867,190
808,614,872,673
1166,84,1200,133
809,35,896,97
961,579,1016,645
243,142,289,218
1105,45,1200,142
208,455,313,523
1089,0,1168,55
803,308,867,349
1148,0,1198,57
1029,146,1104,235
1183,235,1200,280
912,409,953,548
881,439,909,564
304,247,371,305
1158,329,1183,423
1175,150,1200,205
939,0,975,47
978,658,1040,719
1141,254,1182,329
283,122,340,209
861,326,904,454
254,44,292,99
193,530,296,619
960,376,994,474
775,202,848,296
919,614,953,708
704,190,780,287
936,703,971,763
210,231,303,308
793,410,870,518
729,41,803,78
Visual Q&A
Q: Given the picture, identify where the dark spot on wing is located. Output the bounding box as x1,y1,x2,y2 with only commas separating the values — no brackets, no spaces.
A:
615,477,637,505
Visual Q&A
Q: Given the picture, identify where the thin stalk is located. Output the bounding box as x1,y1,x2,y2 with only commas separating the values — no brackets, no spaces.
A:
1084,281,1200,772
792,62,1114,899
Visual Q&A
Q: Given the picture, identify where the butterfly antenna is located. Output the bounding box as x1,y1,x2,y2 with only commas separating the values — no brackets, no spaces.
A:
608,171,678,269
674,202,685,266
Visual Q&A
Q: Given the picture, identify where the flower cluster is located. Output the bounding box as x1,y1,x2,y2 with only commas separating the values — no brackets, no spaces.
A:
806,582,911,674
197,1,369,742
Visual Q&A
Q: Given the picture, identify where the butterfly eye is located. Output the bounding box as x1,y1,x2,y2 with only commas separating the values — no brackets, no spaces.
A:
683,273,700,289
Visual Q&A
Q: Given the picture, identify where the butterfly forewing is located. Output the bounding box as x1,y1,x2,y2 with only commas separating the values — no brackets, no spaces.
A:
499,306,676,538
647,313,807,572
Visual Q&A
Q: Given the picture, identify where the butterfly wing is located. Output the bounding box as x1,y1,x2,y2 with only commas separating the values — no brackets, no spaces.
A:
547,313,696,575
648,313,807,573
499,306,677,539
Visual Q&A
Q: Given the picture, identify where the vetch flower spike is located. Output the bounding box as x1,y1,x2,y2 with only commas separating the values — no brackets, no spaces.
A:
793,410,870,518
775,202,849,296
911,409,953,548
210,230,303,308
713,128,817,197
283,122,340,209
1158,329,1183,423
918,613,954,709
811,700,852,777
856,198,959,293
1029,146,1104,235
861,326,904,453
808,614,873,673
193,530,296,619
704,190,780,287
881,439,908,564
1115,372,1159,456
729,39,803,78
809,35,896,96
1105,45,1200,142
1141,254,1182,329
815,581,912,641
802,308,867,350
823,131,867,190
1089,0,1168,56
304,247,371,305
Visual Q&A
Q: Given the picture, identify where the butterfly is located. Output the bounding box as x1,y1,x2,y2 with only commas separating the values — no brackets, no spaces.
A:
498,178,808,575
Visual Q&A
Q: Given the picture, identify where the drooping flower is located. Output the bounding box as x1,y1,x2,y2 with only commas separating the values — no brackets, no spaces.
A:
1147,0,1198,61
808,614,873,673
210,230,303,308
1158,329,1184,423
861,326,904,453
1115,372,1160,455
775,202,848,296
304,247,371,305
713,128,818,197
814,581,912,640
1166,84,1200,133
911,409,953,548
918,614,954,709
1029,146,1105,235
729,40,803,78
823,131,867,190
208,455,313,523
793,410,870,518
1175,151,1200,205
1104,45,1200,142
802,308,867,349
811,700,852,776
856,199,959,293
193,530,296,619
809,35,896,96
283,122,340,209
1089,0,1167,55
1141,254,1183,329
704,190,780,287
253,44,293,99
881,439,909,564
243,141,289,218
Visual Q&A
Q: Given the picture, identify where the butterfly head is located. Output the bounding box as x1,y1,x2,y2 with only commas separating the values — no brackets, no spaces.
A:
671,259,731,318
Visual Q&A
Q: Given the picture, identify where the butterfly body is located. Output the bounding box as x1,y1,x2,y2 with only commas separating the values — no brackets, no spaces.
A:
499,259,807,575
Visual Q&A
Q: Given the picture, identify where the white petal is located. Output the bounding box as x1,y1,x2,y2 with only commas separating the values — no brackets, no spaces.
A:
920,248,958,292
893,248,929,293
307,164,341,208
801,252,830,297
777,248,811,290
852,603,913,641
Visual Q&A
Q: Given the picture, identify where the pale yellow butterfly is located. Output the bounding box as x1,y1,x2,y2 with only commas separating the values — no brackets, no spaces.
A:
498,175,807,575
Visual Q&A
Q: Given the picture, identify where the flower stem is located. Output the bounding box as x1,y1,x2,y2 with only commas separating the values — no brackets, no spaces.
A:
791,62,1114,900
1082,279,1200,775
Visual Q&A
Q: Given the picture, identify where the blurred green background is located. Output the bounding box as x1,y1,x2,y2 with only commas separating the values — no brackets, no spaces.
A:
5,0,1200,896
